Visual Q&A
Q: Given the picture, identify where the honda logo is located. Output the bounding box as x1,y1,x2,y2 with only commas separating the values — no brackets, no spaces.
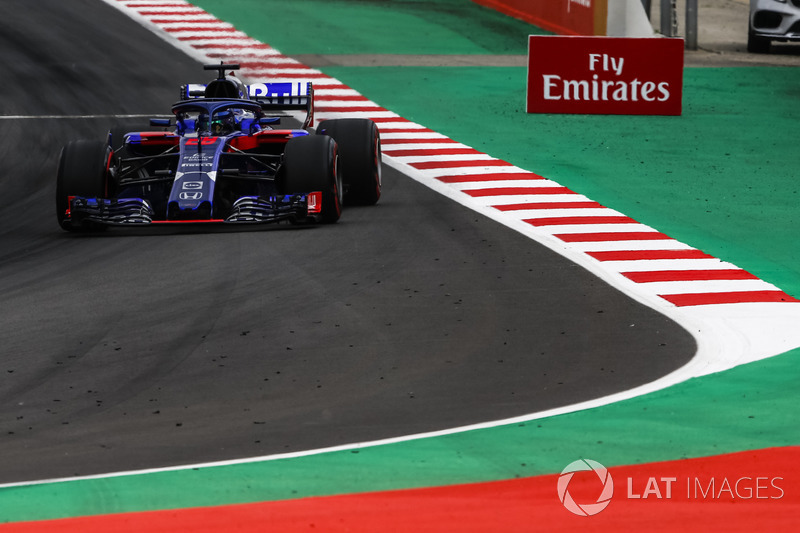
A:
179,192,203,200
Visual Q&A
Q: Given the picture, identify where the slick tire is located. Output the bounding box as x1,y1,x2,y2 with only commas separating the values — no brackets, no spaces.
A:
316,118,381,206
109,126,132,151
282,135,342,224
55,140,111,231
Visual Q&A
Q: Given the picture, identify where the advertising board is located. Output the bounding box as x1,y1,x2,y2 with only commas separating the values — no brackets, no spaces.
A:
526,35,684,116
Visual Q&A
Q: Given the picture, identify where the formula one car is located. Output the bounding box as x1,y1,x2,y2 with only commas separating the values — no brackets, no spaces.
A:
56,63,381,230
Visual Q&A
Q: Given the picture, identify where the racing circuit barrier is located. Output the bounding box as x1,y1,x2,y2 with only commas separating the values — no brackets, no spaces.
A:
473,0,654,37
474,0,698,49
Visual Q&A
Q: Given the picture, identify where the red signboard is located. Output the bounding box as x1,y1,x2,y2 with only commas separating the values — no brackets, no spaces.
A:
527,35,684,116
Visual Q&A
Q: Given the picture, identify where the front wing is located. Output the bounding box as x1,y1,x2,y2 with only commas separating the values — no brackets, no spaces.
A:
65,192,323,227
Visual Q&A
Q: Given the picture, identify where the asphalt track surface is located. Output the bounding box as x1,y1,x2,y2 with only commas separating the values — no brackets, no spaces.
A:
0,0,695,484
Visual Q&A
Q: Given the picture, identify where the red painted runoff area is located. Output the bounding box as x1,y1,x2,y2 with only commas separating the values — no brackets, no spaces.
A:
3,447,796,532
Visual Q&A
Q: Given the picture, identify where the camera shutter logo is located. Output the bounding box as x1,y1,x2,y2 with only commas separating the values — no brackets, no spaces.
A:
557,459,614,516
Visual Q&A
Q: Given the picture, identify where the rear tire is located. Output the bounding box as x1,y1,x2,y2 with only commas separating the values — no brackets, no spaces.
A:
55,140,111,231
316,118,381,206
282,135,342,224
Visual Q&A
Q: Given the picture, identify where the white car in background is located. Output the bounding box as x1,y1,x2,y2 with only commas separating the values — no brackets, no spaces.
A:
749,0,800,52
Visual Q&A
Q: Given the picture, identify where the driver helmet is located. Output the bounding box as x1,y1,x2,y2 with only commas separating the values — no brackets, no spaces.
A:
211,110,236,135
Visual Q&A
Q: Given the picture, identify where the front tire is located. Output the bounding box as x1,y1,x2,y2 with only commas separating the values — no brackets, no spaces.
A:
316,118,381,206
55,140,112,231
282,135,342,224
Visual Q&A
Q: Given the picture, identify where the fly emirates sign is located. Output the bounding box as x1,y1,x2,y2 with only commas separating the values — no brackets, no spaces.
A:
527,36,684,116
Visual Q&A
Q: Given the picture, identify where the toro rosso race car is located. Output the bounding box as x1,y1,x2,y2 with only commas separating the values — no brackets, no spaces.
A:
56,63,381,231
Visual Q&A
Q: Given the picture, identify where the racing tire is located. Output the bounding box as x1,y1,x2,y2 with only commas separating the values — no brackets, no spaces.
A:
282,135,342,224
316,118,381,206
109,126,132,151
55,140,112,232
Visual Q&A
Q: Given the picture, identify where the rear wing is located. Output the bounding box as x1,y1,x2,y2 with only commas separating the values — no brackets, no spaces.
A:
180,81,314,128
